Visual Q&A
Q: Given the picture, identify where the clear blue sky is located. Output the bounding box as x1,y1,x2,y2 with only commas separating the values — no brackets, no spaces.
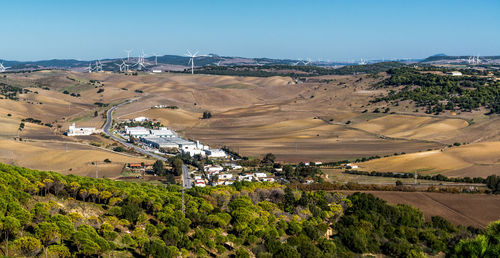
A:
2,0,499,61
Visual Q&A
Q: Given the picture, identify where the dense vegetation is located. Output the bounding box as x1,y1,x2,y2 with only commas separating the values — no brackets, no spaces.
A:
373,67,500,114
191,62,405,77
0,163,497,257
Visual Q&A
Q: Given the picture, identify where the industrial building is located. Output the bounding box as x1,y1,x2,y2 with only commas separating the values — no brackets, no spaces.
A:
141,136,194,149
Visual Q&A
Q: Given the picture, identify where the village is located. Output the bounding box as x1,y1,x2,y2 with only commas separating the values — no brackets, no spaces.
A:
66,116,293,187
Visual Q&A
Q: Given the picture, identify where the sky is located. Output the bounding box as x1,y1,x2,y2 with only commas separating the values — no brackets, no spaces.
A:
1,0,499,61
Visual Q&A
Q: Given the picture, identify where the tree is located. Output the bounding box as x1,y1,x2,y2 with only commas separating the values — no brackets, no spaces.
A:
122,202,142,223
262,153,276,164
235,247,251,258
94,111,98,117
153,160,165,175
0,216,21,257
36,222,61,258
202,111,212,119
50,215,75,245
172,158,183,176
13,236,42,257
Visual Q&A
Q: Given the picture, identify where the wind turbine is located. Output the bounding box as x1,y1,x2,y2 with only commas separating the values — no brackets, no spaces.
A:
133,50,147,70
0,63,10,72
304,58,312,65
359,58,367,65
152,53,159,66
124,50,132,61
185,50,204,74
84,63,93,73
94,60,103,72
216,60,222,66
116,60,127,72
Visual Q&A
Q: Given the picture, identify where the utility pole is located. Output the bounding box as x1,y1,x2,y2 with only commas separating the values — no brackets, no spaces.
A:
414,171,417,185
95,161,98,178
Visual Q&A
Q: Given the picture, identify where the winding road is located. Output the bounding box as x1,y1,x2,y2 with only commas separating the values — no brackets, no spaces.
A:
103,99,191,188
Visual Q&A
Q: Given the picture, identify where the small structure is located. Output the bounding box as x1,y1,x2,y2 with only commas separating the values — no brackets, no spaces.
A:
219,174,233,180
133,116,148,122
128,163,143,169
238,174,254,182
152,70,162,73
195,179,206,187
66,123,96,136
345,163,358,169
205,165,224,173
447,71,462,76
254,172,267,178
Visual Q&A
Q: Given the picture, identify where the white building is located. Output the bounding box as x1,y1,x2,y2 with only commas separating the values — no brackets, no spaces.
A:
205,165,224,173
133,116,148,122
345,163,358,169
238,174,253,182
152,70,162,73
206,149,227,158
219,173,233,180
447,71,462,76
125,126,150,137
66,123,96,136
150,127,175,138
254,173,268,178
261,178,275,182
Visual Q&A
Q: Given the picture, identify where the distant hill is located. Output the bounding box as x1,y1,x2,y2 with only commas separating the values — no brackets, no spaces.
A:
420,55,500,64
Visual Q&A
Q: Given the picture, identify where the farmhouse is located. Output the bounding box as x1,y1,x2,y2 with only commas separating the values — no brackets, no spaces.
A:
66,123,96,136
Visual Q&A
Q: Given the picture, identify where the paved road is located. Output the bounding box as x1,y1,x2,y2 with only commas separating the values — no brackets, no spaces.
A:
182,164,192,189
103,99,192,188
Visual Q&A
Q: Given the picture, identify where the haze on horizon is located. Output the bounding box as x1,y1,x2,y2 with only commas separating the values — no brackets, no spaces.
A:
2,0,499,61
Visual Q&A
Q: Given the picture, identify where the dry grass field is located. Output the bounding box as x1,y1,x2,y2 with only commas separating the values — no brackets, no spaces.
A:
0,139,149,178
1,70,500,177
358,142,500,177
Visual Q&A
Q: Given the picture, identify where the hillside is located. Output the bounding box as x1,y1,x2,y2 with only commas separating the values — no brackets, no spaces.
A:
0,163,497,257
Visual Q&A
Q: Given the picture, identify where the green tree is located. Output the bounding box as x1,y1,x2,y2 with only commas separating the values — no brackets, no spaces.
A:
0,216,21,257
36,222,61,258
262,153,276,164
122,202,142,223
153,160,165,175
13,236,42,257
172,158,183,176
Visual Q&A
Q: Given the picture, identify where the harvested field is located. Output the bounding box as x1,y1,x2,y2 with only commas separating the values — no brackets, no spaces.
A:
2,70,499,177
345,191,500,228
0,139,151,178
359,142,500,177
353,114,469,142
